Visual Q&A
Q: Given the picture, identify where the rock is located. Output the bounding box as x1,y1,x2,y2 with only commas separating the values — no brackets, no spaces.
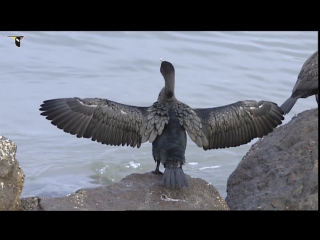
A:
0,136,25,211
20,197,41,211
20,172,229,211
225,109,318,210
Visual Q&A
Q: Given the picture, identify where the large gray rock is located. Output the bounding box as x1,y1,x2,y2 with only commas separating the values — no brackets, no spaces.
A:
226,109,318,210
0,136,25,211
21,172,229,211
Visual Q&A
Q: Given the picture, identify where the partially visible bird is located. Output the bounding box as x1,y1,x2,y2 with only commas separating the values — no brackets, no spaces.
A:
281,51,318,115
40,60,284,188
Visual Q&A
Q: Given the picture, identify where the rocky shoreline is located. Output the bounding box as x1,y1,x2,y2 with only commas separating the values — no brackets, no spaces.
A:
1,109,318,210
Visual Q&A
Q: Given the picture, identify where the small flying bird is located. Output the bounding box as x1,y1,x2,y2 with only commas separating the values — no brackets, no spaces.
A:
40,60,284,188
7,35,26,47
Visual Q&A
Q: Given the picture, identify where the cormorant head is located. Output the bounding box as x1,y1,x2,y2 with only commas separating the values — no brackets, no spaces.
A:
160,60,175,77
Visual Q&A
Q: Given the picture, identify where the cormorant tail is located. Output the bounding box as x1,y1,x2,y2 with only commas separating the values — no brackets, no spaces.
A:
280,97,298,115
161,167,188,187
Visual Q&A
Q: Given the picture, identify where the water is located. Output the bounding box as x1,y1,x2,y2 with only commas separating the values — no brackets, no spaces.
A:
0,31,317,200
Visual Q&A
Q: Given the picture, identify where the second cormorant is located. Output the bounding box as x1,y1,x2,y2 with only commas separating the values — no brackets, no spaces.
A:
281,51,318,115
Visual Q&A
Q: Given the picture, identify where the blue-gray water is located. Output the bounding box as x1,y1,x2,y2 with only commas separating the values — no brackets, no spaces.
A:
0,31,317,200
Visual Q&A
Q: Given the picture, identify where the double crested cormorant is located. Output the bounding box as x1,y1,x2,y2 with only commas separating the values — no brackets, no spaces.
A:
281,51,318,115
40,60,284,188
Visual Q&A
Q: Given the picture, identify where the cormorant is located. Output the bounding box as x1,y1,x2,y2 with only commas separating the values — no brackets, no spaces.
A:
40,60,284,188
281,51,318,115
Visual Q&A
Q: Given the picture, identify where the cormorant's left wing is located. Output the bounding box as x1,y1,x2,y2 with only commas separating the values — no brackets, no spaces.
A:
192,100,284,150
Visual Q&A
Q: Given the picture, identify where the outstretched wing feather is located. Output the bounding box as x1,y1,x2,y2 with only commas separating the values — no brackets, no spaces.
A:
192,100,284,150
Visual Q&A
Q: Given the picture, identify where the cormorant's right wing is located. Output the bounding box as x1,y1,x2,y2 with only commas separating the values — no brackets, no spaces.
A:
40,98,169,148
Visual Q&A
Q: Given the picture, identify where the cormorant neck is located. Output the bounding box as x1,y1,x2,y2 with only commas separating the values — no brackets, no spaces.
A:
164,73,175,99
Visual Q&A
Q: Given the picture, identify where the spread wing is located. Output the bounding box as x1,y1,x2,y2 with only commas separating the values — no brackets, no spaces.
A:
40,98,169,148
192,100,284,150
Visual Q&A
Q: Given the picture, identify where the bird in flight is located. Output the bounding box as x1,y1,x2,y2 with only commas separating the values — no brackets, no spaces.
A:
7,35,26,47
40,60,284,188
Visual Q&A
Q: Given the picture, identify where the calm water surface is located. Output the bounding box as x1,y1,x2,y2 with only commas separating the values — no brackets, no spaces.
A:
0,31,317,199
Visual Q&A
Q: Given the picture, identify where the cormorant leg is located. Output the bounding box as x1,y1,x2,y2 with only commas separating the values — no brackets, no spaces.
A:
151,160,163,175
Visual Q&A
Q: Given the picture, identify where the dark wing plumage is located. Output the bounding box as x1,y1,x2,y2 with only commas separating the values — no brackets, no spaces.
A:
174,101,208,147
140,101,170,143
192,100,284,150
40,97,167,148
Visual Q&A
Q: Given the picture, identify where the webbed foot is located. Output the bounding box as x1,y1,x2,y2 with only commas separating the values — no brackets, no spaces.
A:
151,160,163,174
